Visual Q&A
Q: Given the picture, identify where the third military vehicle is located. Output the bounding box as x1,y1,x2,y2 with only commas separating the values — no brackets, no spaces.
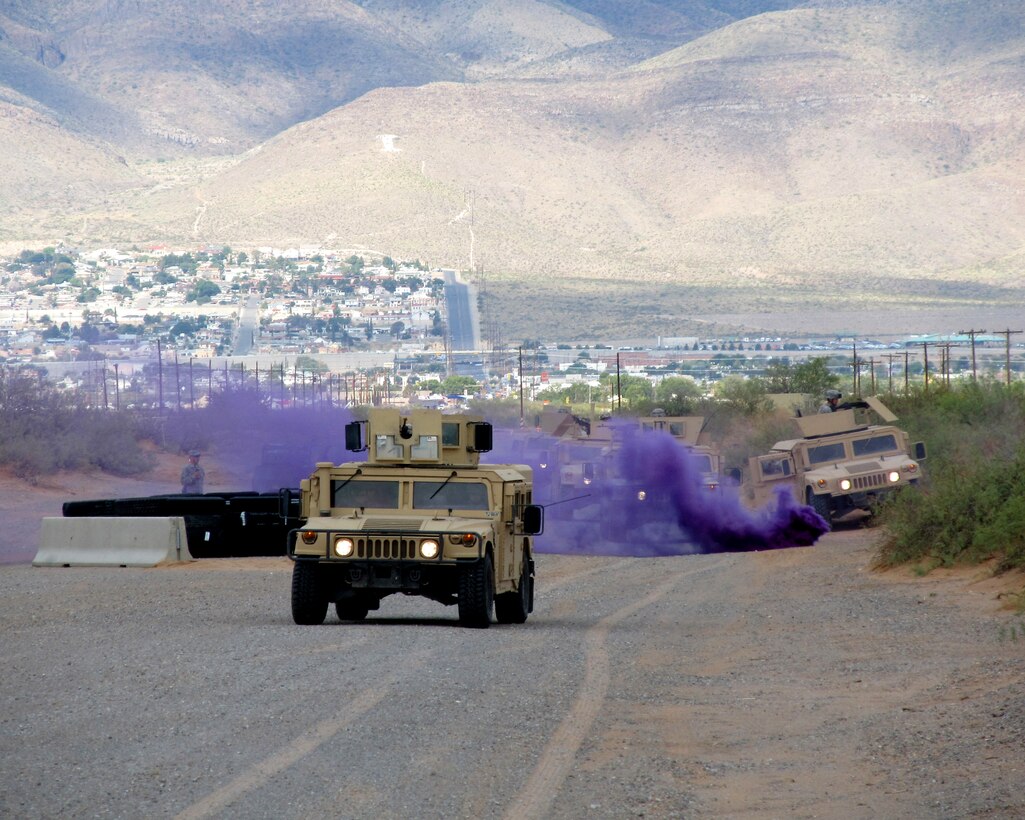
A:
746,397,926,523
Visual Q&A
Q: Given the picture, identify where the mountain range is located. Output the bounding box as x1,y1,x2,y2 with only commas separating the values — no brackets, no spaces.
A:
2,0,1024,340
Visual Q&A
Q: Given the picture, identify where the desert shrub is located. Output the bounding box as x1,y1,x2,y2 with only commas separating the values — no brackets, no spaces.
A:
0,369,154,478
880,381,1025,462
78,412,157,475
876,381,1025,573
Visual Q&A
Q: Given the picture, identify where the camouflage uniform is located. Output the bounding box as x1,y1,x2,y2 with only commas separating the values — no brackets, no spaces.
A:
181,458,205,494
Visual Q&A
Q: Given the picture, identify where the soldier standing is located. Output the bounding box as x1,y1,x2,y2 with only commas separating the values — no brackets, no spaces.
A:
181,451,205,494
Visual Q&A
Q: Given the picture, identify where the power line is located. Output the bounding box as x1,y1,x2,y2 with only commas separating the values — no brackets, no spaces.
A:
992,328,1023,385
957,328,986,381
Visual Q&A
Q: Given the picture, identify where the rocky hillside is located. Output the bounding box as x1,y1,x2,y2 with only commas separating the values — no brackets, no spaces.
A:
2,1,1024,338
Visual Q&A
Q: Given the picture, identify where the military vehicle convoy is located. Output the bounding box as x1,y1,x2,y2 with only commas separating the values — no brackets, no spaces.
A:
745,397,926,523
287,409,543,628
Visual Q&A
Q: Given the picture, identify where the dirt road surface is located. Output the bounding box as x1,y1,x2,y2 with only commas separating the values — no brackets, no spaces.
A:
2,518,1023,818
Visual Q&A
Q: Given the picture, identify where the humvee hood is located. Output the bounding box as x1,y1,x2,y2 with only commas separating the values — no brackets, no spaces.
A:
300,515,494,533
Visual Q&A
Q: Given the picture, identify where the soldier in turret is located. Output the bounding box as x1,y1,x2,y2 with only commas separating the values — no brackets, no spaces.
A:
819,389,842,413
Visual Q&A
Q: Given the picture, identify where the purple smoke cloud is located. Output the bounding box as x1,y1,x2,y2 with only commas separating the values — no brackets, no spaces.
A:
164,395,827,556
162,389,361,491
485,420,829,557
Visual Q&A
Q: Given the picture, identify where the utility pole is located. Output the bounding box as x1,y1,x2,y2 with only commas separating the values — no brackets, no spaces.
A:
993,328,1023,385
616,352,622,411
518,346,524,426
883,353,901,394
852,339,859,396
851,356,867,396
867,356,876,394
157,339,164,413
938,343,954,387
912,342,931,391
958,328,986,381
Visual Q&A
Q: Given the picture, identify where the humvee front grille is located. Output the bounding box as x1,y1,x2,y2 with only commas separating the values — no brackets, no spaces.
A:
850,472,887,490
356,537,417,560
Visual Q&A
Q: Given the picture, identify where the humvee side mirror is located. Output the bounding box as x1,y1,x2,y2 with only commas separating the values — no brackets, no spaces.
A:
345,421,363,452
523,504,544,535
914,441,927,460
278,487,296,519
471,422,493,453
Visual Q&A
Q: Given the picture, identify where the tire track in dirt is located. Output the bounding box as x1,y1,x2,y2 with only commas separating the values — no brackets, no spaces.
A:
175,647,433,820
503,557,727,820
174,561,626,818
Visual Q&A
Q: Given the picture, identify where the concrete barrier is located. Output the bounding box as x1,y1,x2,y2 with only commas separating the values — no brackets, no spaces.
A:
34,517,194,567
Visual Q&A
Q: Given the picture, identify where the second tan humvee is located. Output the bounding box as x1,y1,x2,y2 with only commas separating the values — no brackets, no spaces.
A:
745,397,926,523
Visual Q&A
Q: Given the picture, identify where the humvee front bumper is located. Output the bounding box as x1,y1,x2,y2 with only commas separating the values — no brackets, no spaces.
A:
287,527,486,591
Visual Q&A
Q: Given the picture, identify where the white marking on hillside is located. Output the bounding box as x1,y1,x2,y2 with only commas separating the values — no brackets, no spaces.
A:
378,134,400,152
192,201,208,237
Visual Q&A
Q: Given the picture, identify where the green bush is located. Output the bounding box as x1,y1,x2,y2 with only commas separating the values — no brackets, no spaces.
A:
876,381,1025,573
0,369,155,478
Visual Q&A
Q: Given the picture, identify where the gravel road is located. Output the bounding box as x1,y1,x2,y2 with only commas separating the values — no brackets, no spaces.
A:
1,529,1023,819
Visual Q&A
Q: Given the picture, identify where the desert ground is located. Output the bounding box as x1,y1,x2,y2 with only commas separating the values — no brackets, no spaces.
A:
1,453,1024,817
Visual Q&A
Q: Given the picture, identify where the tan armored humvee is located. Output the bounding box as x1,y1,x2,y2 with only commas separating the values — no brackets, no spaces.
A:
638,412,723,491
288,409,542,628
746,397,926,523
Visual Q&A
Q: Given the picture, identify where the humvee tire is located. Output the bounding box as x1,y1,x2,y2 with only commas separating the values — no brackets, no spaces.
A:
458,553,494,628
335,597,370,621
495,555,531,625
291,561,328,625
806,488,831,520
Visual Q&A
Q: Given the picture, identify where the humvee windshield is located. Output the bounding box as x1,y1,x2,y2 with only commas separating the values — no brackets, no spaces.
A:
565,444,602,461
413,481,490,510
332,480,400,509
691,454,713,473
760,456,792,477
807,442,846,465
852,434,899,456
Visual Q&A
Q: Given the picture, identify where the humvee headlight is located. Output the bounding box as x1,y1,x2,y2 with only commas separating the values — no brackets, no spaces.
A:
333,537,354,557
419,539,440,559
888,471,900,483
637,490,646,501
539,462,547,470
448,533,477,547
707,482,719,491
817,479,828,488
903,463,918,473
583,477,592,485
839,479,852,491
300,530,318,545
